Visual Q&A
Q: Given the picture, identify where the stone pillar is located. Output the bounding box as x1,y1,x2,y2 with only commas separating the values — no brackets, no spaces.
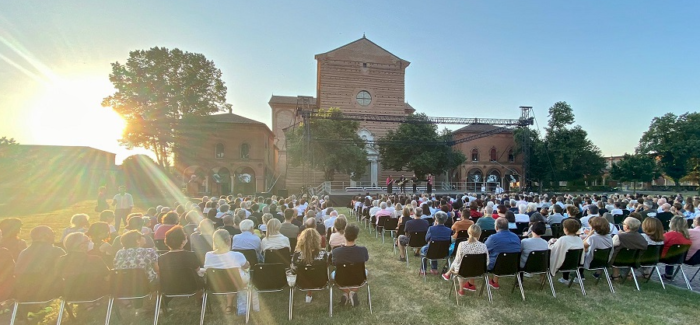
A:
370,156,378,187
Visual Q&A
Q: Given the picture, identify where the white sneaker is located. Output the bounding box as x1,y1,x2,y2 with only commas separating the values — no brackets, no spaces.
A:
573,277,585,284
305,295,313,303
558,278,569,284
523,273,533,278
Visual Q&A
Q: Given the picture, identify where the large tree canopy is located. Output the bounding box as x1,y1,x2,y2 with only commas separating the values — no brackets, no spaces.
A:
637,112,700,188
286,108,368,181
102,47,231,167
610,154,659,193
378,114,465,178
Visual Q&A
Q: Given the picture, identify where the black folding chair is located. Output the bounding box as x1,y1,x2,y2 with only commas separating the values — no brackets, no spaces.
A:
550,223,563,238
106,269,153,325
154,239,168,251
233,249,259,267
553,249,585,296
250,263,290,321
291,261,330,320
420,241,451,281
405,231,427,267
659,244,692,290
611,248,643,291
375,216,390,239
519,250,555,298
332,263,371,316
451,238,468,258
201,268,249,324
455,230,469,239
449,253,491,304
264,247,291,267
154,267,202,324
613,214,625,228
515,222,529,235
382,218,399,244
424,218,434,226
289,238,298,254
638,245,665,290
584,247,614,293
9,273,61,325
479,229,496,242
490,252,524,301
56,272,110,325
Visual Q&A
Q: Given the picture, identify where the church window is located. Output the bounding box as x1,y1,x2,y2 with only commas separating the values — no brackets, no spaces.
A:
356,90,372,106
215,143,224,159
490,148,497,162
508,149,514,162
471,149,479,162
240,143,250,159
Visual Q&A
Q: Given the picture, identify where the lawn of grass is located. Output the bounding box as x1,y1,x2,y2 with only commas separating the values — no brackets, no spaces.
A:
1,203,700,324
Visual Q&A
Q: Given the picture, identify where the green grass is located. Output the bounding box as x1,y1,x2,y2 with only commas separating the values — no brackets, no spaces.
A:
2,204,700,324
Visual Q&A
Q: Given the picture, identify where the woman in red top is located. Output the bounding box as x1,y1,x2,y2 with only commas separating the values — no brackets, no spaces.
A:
468,201,482,221
663,216,692,278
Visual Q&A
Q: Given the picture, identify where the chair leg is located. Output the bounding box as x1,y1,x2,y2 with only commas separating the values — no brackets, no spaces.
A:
603,267,615,294
453,278,460,306
246,290,251,324
9,301,18,325
289,290,294,321
575,269,586,296
367,284,372,314
329,287,333,318
484,275,493,303
516,274,525,301
630,268,640,291
690,266,700,282
655,266,666,290
105,298,114,325
56,300,66,325
421,258,427,282
547,273,557,298
381,230,385,244
153,294,161,325
199,293,207,325
405,248,410,267
679,265,693,290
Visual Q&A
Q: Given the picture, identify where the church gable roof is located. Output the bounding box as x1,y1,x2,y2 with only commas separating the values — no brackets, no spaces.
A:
190,112,265,125
315,36,410,66
454,123,513,134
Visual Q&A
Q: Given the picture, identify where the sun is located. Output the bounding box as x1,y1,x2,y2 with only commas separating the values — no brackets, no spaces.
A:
29,76,126,151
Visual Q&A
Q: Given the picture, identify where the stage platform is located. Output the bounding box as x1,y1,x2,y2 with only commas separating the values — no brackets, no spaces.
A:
327,190,469,208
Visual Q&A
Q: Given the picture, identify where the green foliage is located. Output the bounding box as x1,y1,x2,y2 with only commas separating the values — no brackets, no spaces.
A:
637,112,700,188
102,47,231,167
514,128,550,188
610,154,659,192
377,114,466,178
286,108,368,181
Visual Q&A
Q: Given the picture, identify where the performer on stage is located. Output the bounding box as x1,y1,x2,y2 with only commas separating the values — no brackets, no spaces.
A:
411,174,418,193
398,174,406,193
426,173,433,195
386,176,394,194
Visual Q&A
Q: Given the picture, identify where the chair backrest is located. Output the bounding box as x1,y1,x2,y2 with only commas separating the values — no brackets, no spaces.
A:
377,216,390,228
613,214,625,226
62,272,110,302
397,224,406,237
110,269,152,299
384,218,399,231
289,238,298,253
455,230,469,239
408,231,428,248
612,248,642,268
251,263,287,291
491,252,521,276
622,210,631,217
688,219,694,229
660,219,671,231
587,247,612,270
550,223,563,238
456,253,488,278
154,239,168,251
160,267,201,296
639,245,662,266
515,222,529,234
264,247,291,266
521,250,549,274
295,261,329,290
334,263,367,287
425,240,451,259
479,229,496,242
558,249,584,271
14,272,59,302
205,268,245,294
233,249,259,266
660,244,690,265
424,218,434,226
451,237,468,257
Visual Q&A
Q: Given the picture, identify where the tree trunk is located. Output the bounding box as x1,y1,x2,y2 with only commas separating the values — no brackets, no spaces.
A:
632,182,636,195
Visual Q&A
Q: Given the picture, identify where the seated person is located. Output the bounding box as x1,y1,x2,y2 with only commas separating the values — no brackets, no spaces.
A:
109,215,156,255
582,216,613,278
14,226,65,300
641,217,665,246
475,206,496,231
520,222,548,268
190,219,215,266
219,214,241,238
611,217,647,266
420,211,452,275
328,217,348,249
56,232,110,300
113,230,159,290
0,229,15,302
331,225,369,307
99,210,118,239
484,218,521,289
232,220,262,262
158,226,202,314
261,219,291,252
549,219,584,283
451,211,474,240
291,228,327,303
441,224,488,294
547,205,566,225
154,211,179,242
204,229,253,315
662,216,692,278
397,208,430,262
61,214,90,243
86,222,113,268
280,208,301,239
0,218,27,261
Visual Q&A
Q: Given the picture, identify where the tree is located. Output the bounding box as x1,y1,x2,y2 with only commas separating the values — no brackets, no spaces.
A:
378,114,466,178
286,108,368,181
542,101,606,185
514,127,551,192
637,112,700,189
102,47,231,168
610,154,659,193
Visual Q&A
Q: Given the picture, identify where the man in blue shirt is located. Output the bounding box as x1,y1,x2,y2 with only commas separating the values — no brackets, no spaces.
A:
420,211,452,274
397,208,430,262
484,217,521,289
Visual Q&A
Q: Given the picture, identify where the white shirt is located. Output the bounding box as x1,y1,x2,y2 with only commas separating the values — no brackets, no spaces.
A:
514,213,530,223
324,216,338,230
203,251,247,269
113,193,134,209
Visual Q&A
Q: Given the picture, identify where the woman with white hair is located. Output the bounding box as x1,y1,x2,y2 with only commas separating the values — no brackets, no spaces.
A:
261,219,290,251
61,214,90,242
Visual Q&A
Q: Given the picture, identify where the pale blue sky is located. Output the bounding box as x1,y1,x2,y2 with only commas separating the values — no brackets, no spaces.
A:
1,0,698,162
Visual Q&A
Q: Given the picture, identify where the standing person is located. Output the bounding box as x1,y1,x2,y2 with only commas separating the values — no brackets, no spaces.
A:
399,175,406,194
112,186,134,232
96,186,109,213
426,174,433,195
411,174,418,194
386,176,394,195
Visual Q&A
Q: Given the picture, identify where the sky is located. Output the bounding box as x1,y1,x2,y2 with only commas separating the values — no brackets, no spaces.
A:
1,1,699,163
